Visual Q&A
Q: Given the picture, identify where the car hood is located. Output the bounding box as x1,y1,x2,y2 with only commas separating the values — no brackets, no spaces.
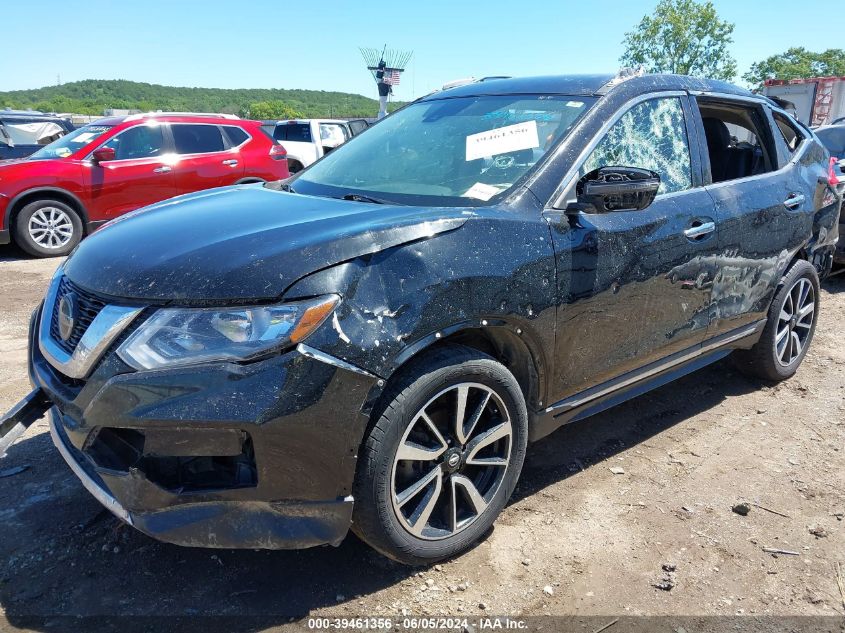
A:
63,185,470,304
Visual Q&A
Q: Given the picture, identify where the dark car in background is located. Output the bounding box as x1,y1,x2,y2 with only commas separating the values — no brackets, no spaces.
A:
814,124,845,263
0,112,288,257
0,110,74,159
1,73,840,565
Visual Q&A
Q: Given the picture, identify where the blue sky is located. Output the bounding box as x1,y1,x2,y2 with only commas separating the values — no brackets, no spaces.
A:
2,0,839,99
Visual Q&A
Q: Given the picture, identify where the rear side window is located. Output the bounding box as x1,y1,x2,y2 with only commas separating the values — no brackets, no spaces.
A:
274,123,312,142
697,99,776,183
172,124,225,154
348,119,369,135
581,97,692,195
222,125,249,147
773,112,805,155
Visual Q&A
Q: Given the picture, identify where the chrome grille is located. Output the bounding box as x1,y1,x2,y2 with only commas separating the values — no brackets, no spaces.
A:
49,276,107,354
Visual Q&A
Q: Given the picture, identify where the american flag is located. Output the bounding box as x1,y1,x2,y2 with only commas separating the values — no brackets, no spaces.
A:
384,69,402,86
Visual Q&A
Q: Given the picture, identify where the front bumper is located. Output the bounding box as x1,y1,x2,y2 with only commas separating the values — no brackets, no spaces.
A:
25,304,379,549
48,409,355,548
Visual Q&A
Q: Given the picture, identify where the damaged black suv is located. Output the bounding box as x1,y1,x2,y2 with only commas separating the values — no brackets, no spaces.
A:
2,73,840,565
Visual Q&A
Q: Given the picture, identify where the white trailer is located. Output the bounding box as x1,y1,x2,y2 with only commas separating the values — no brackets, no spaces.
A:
762,77,845,127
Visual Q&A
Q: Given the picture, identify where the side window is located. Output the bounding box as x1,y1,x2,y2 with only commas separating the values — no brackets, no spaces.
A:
222,125,249,147
773,112,804,155
697,100,776,183
100,124,165,160
274,124,311,142
172,124,225,154
581,97,692,195
319,123,349,148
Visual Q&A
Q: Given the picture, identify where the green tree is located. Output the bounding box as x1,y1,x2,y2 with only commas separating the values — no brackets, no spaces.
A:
242,100,303,120
620,0,736,81
743,48,845,88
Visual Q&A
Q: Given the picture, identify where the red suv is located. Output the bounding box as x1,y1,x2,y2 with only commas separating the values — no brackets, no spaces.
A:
0,113,288,257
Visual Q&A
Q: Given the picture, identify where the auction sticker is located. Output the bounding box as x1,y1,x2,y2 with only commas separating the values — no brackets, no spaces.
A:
466,120,539,161
463,182,502,201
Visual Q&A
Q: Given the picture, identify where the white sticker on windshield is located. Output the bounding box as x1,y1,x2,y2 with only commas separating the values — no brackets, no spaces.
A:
72,132,96,144
566,101,584,108
462,182,502,201
465,120,539,161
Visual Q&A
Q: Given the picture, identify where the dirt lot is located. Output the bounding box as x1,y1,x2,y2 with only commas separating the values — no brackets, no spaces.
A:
0,248,843,631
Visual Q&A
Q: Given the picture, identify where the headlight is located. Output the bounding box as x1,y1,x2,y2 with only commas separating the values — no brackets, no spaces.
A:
117,294,339,370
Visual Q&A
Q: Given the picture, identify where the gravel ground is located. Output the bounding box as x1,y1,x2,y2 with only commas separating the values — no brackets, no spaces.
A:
0,249,843,632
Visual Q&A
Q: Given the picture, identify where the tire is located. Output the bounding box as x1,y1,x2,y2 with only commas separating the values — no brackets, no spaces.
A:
352,345,528,565
287,159,304,174
13,199,83,258
732,259,820,381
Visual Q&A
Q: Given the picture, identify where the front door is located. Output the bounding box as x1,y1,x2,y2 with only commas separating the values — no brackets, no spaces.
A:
86,123,176,219
546,95,720,403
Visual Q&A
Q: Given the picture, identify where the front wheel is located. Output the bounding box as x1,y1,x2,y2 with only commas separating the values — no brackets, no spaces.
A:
733,259,820,381
352,345,528,565
14,199,83,257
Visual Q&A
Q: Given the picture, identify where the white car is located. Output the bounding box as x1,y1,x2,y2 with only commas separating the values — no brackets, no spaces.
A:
263,118,369,173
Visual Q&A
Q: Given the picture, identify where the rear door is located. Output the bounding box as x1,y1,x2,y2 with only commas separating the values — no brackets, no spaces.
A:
691,96,816,339
168,123,244,194
85,123,177,219
547,94,720,401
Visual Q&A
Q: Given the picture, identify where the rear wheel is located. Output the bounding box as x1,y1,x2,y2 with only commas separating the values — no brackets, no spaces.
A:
733,259,819,381
14,199,83,258
352,345,528,565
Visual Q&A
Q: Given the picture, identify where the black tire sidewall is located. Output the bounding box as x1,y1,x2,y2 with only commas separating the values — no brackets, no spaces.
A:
354,347,528,564
14,199,83,257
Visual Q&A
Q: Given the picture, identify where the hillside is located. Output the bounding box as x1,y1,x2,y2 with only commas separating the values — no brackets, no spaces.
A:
0,79,402,118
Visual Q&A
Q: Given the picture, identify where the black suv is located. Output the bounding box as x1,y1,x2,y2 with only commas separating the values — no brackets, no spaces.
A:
0,110,74,159
2,73,840,565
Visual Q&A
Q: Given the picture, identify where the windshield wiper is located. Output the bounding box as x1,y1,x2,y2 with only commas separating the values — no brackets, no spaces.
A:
341,193,402,205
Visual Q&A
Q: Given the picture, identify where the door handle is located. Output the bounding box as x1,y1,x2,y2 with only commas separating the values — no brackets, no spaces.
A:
683,220,715,240
153,166,172,173
783,193,805,210
222,159,239,167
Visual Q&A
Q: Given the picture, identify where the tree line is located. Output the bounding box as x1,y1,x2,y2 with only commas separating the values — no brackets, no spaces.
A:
0,79,403,118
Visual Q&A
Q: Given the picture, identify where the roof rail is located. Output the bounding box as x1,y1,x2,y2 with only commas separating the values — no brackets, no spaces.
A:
596,66,646,94
123,111,240,122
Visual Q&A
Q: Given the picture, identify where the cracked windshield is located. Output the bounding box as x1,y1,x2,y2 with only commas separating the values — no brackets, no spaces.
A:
295,95,595,205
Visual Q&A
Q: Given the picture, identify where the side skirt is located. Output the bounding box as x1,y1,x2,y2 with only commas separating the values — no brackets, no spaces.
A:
530,320,766,441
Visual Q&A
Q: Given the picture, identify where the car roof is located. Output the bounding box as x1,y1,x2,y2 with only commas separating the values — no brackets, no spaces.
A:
421,73,755,101
0,110,69,121
274,119,348,125
89,114,250,127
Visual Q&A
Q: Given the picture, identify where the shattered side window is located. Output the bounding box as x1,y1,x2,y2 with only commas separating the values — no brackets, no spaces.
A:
581,97,692,195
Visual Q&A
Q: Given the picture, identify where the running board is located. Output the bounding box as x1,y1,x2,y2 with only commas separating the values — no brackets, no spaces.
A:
530,321,765,441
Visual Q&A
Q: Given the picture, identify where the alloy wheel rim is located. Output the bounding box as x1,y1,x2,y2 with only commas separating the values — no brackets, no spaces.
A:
775,277,815,367
28,207,73,249
390,382,512,541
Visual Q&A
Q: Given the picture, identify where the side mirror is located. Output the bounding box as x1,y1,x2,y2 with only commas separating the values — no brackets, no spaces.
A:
92,147,116,163
568,166,660,214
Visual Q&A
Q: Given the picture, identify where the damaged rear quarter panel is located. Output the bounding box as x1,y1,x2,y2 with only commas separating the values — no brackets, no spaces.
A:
283,207,558,407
